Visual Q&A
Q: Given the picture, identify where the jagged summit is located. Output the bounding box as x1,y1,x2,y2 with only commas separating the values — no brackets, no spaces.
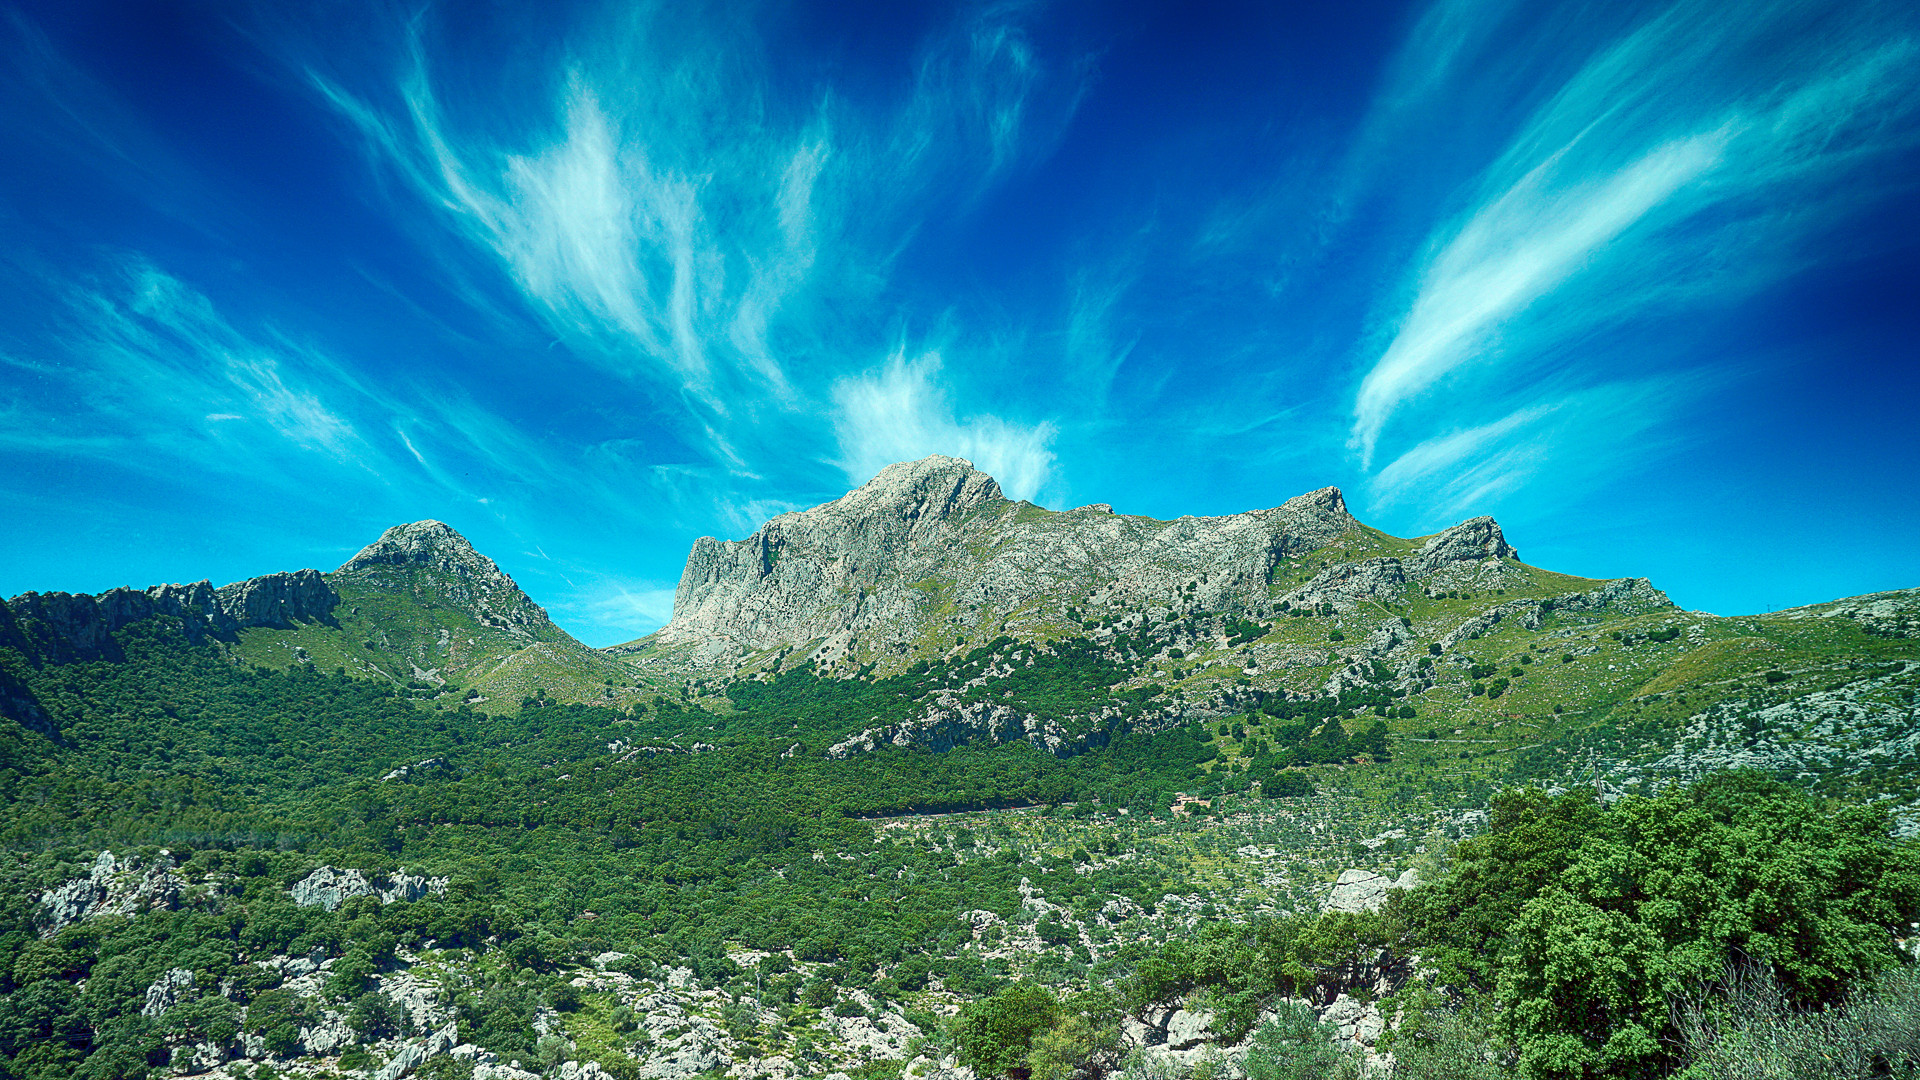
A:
338,520,501,579
639,458,1371,664
2,570,339,664
335,520,570,646
831,455,1004,522
1418,516,1517,565
1278,486,1349,517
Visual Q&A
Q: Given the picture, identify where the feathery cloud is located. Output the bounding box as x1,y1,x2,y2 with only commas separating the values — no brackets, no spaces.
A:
831,350,1058,502
308,2,1084,479
1352,0,1920,470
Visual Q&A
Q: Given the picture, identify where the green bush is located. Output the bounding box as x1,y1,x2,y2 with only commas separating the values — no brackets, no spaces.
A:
956,983,1062,1078
1241,1004,1354,1080
1404,775,1920,1080
1386,1006,1505,1080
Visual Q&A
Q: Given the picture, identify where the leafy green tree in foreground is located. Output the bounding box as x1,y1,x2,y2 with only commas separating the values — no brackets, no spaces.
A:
1404,773,1920,1080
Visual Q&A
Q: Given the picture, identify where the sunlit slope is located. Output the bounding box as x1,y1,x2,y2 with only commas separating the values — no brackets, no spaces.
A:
228,521,649,711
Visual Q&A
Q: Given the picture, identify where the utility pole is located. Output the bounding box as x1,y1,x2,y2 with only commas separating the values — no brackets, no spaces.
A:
1591,748,1603,799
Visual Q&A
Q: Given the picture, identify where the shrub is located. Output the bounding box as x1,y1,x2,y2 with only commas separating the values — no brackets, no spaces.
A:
956,983,1063,1078
1676,963,1920,1080
1388,1007,1505,1080
1241,1004,1354,1080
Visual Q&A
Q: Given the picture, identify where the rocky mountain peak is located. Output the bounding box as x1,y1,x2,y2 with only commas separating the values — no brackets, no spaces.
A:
1418,516,1517,566
824,455,1004,525
1279,486,1349,517
337,520,503,581
646,461,1371,663
335,521,571,645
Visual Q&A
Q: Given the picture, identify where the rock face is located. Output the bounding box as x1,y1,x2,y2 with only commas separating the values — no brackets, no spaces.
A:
141,967,195,1018
631,457,1601,672
335,520,573,645
3,570,337,663
37,850,186,936
1321,868,1422,914
643,456,1362,661
1416,516,1517,569
289,866,449,912
373,1023,460,1080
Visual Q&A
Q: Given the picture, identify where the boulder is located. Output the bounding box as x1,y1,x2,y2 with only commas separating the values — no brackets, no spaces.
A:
1165,1008,1213,1050
141,967,195,1018
1322,870,1391,914
37,850,184,936
373,1022,458,1080
290,866,376,912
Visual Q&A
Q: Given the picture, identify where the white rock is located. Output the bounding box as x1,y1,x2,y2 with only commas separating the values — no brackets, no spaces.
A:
1165,1009,1212,1050
141,967,195,1018
373,1022,458,1080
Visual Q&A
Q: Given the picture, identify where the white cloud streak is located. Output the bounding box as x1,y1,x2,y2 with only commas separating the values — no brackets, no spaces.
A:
1367,380,1685,516
1352,0,1920,469
0,258,386,482
831,350,1058,502
308,3,1079,474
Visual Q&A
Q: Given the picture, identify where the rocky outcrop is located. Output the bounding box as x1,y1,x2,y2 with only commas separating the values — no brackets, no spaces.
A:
3,570,337,664
37,850,185,936
335,520,573,645
639,457,1361,663
1416,516,1517,570
1553,577,1672,615
289,866,449,912
1282,558,1410,612
1360,619,1417,660
1778,587,1920,639
141,967,195,1018
373,1022,460,1080
213,569,339,629
1321,868,1422,914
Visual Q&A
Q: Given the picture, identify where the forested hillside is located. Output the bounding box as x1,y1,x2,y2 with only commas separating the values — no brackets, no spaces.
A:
2,600,1917,1080
4,462,1919,1080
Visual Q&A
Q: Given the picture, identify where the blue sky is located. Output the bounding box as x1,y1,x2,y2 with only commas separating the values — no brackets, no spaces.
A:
2,0,1917,646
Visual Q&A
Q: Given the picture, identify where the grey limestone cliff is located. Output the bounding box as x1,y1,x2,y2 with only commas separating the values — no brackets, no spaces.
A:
3,569,337,663
642,455,1362,663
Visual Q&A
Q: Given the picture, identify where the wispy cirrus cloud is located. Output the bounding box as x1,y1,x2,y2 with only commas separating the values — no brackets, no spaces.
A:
1367,378,1690,517
831,349,1058,502
0,257,386,482
306,2,1081,475
1351,0,1920,471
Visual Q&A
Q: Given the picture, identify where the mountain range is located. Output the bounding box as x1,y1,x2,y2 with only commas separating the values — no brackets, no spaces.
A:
8,453,1914,803
2,456,1918,1080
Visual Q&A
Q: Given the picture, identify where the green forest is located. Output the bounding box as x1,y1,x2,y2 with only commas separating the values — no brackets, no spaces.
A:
2,613,1917,1080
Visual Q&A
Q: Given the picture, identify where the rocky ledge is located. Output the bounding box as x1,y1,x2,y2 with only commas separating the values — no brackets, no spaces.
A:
4,570,337,663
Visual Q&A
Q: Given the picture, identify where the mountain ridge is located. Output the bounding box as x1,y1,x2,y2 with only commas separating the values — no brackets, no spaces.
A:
619,455,1637,677
0,519,634,716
